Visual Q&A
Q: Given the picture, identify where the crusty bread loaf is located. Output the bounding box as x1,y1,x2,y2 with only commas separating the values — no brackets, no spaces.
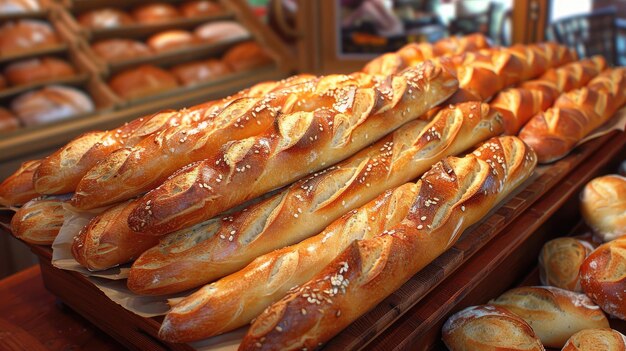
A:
170,59,231,86
222,41,273,73
562,329,626,351
193,21,249,44
131,3,179,23
236,136,536,349
580,237,626,320
0,0,40,14
0,107,19,132
0,160,40,207
538,237,595,291
580,175,626,242
442,305,544,351
90,39,152,62
128,101,503,295
490,286,609,348
0,20,60,55
521,55,606,95
5,57,76,86
71,200,159,271
10,196,69,245
147,30,196,52
78,8,134,29
12,85,94,126
519,68,626,163
109,65,179,100
129,62,458,235
179,0,222,18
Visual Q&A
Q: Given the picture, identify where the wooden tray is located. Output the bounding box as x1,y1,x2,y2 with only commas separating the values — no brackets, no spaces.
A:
5,131,621,351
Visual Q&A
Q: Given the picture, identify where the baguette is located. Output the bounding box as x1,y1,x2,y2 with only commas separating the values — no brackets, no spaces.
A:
238,136,537,350
10,195,69,245
0,159,41,207
519,68,626,163
71,73,398,210
129,62,458,236
128,102,503,295
160,136,535,343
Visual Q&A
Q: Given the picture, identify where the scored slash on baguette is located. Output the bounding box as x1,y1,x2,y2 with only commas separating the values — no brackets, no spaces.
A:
10,195,70,245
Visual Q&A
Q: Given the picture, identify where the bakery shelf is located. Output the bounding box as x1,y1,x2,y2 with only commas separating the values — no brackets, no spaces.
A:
0,44,68,64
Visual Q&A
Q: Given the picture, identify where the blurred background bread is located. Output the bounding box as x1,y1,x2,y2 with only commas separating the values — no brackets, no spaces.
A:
179,0,222,18
132,3,180,24
193,21,249,43
0,108,19,132
91,39,153,62
11,85,94,126
170,59,230,86
222,41,273,72
562,328,626,351
78,8,134,29
4,57,76,86
538,237,595,291
0,20,60,55
0,0,40,14
147,30,196,52
108,64,178,100
581,174,626,242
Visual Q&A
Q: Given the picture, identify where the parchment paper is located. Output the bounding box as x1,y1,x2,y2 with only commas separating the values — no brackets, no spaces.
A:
576,105,626,145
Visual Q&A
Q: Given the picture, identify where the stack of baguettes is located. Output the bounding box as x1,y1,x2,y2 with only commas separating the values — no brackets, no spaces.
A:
1,33,625,348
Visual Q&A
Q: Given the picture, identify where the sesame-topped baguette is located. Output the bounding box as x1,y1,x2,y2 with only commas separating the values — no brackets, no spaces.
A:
128,102,503,295
10,195,70,245
492,56,607,135
362,33,490,76
519,68,626,163
129,62,459,236
0,160,41,207
239,136,537,350
71,73,390,210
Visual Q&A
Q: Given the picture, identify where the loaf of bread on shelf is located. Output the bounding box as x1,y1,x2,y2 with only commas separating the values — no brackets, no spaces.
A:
0,0,40,14
11,85,95,126
129,62,458,235
147,30,197,52
0,107,19,132
108,65,179,100
128,102,503,295
170,59,231,86
0,160,40,207
539,237,595,292
236,136,537,349
33,75,315,195
131,3,180,24
10,196,69,245
193,21,249,43
580,236,626,320
580,175,626,242
4,57,76,86
90,39,153,62
222,41,273,72
442,305,544,351
78,8,134,29
519,68,626,163
0,20,60,55
179,1,222,18
562,329,626,351
521,55,606,95
489,286,609,348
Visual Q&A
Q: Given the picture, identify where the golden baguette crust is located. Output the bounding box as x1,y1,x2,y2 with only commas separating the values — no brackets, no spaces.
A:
519,68,626,163
130,62,459,236
538,237,595,291
522,55,606,94
580,237,626,320
237,136,537,350
580,175,626,242
128,102,503,295
442,305,544,351
10,196,69,245
562,329,626,351
0,159,40,207
490,286,609,348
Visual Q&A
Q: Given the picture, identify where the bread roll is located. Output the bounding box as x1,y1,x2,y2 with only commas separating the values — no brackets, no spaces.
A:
222,41,273,72
4,57,76,86
179,1,222,17
108,65,178,100
442,305,544,351
539,237,595,291
11,85,94,126
580,237,626,320
562,328,626,351
0,0,40,14
0,159,40,207
91,39,152,62
489,286,609,348
0,107,19,132
193,21,249,43
580,175,626,242
170,59,231,86
78,8,134,29
10,196,68,245
132,3,179,23
147,30,196,52
0,20,60,55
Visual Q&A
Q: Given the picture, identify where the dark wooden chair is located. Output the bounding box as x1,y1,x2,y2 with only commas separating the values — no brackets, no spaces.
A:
547,7,619,65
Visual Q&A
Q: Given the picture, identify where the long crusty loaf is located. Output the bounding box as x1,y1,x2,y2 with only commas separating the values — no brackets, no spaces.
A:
0,160,41,207
33,75,315,195
521,55,606,95
160,136,536,343
129,62,459,236
10,195,70,245
128,102,503,295
237,136,537,350
71,73,397,210
519,67,626,163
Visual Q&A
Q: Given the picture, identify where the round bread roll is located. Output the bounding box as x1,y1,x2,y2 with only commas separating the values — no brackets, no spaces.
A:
147,30,196,52
132,3,180,24
562,328,626,351
0,0,40,14
78,8,134,29
179,1,222,18
193,21,249,43
170,59,231,86
0,20,60,55
91,39,153,62
539,237,595,292
222,41,273,72
0,107,19,132
5,57,76,86
442,305,544,351
11,85,94,126
489,286,609,348
581,175,626,242
580,236,626,320
108,65,178,100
